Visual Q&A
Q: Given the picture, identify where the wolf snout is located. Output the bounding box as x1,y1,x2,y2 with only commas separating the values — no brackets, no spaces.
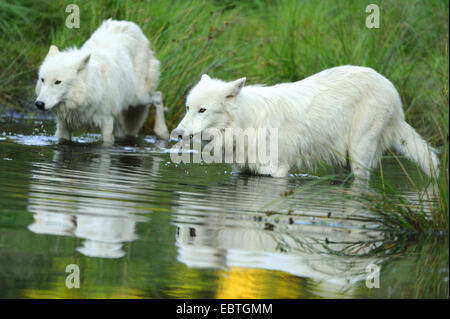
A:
35,101,45,111
171,128,185,140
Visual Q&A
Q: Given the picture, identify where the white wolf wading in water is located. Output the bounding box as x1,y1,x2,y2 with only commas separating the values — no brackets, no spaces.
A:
173,66,439,180
35,19,170,145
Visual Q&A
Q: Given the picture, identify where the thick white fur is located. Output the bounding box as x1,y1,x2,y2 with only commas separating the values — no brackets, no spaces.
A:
35,19,169,145
176,66,439,179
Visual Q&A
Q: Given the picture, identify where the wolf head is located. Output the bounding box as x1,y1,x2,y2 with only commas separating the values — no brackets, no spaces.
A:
35,45,91,111
173,74,246,139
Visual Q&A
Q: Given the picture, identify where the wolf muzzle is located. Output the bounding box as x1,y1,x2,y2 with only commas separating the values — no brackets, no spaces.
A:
35,101,46,111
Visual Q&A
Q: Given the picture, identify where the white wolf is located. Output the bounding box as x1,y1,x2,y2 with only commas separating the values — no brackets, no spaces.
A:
173,66,439,179
35,19,170,145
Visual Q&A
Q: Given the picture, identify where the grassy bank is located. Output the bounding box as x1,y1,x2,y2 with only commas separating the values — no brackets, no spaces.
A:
0,0,447,139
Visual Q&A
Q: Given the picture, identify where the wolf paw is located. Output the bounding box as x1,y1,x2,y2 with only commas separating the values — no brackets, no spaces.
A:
151,91,163,105
154,125,170,140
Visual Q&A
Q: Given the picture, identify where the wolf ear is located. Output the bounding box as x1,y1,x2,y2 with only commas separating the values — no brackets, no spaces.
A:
201,74,211,82
225,77,246,98
47,45,59,58
77,53,91,73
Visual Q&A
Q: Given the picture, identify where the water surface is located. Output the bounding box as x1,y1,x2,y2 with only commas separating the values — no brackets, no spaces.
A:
0,117,447,298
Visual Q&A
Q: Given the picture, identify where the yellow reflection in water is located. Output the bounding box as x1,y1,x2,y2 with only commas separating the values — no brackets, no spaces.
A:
216,267,305,299
21,257,145,299
23,286,143,299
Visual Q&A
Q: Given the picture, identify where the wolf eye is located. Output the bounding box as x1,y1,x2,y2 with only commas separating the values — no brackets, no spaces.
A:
41,78,44,83
199,108,206,113
54,80,61,85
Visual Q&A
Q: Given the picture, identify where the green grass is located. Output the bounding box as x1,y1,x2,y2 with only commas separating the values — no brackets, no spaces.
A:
0,0,448,233
0,1,447,136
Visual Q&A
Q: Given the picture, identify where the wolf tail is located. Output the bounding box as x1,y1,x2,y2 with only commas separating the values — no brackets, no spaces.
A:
392,121,440,177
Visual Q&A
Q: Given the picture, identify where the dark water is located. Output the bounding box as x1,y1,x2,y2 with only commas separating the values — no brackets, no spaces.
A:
0,117,447,298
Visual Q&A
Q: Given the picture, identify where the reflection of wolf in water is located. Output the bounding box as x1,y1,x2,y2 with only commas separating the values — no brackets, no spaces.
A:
27,147,162,258
173,175,390,294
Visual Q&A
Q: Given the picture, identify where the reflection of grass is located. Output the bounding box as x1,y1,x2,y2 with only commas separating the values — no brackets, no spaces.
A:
305,170,446,234
357,130,448,235
275,145,448,298
413,239,449,298
357,237,449,298
304,208,449,298
356,179,447,234
265,141,448,297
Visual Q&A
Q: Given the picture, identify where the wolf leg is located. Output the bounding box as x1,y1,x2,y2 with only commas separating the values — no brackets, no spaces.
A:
348,101,393,183
55,119,72,143
120,105,149,136
113,116,126,138
350,149,374,182
349,127,384,182
101,116,115,146
271,164,290,178
256,161,289,177
151,91,170,140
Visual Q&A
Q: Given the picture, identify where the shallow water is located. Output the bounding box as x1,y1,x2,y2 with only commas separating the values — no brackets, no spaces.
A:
0,117,447,298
